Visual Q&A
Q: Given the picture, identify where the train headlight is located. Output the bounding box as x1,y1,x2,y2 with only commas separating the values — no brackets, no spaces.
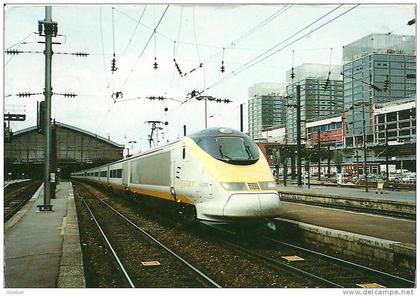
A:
221,182,248,191
258,181,276,190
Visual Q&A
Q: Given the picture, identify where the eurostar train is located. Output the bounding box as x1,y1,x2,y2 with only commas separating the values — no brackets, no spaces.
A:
71,127,282,222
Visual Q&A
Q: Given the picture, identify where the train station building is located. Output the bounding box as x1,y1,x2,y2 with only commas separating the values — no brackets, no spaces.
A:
4,121,124,180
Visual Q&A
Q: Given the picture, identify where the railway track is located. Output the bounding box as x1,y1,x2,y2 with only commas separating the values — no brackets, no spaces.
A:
74,181,317,287
202,223,415,288
74,181,414,288
264,237,415,288
74,183,221,288
4,180,42,222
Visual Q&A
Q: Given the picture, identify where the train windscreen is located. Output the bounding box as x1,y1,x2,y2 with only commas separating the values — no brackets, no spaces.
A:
193,136,259,165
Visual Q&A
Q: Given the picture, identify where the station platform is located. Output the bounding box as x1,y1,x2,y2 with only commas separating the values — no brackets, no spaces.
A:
276,183,415,244
278,202,415,244
4,182,85,288
276,183,416,202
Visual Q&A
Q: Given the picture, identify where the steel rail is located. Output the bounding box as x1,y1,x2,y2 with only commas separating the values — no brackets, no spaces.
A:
90,192,222,288
264,237,415,287
5,198,29,221
202,222,344,288
4,181,41,222
224,238,344,288
80,195,136,288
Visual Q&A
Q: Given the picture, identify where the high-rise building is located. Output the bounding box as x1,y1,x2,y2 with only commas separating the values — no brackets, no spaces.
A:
342,33,416,147
248,83,287,140
248,94,287,140
248,82,287,97
285,77,344,143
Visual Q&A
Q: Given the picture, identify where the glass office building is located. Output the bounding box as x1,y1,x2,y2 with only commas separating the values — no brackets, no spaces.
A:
286,78,344,144
342,34,416,147
248,94,286,140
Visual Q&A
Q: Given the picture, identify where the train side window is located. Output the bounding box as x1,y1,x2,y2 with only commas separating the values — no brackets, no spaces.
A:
182,147,186,159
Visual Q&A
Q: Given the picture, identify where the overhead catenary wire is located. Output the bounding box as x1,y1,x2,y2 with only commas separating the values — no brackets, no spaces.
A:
92,5,170,137
114,6,228,51
5,32,36,66
167,7,184,89
111,7,118,73
192,7,205,88
201,5,292,66
183,5,344,104
115,5,291,57
123,6,148,56
112,7,116,56
233,5,292,46
119,5,170,91
153,6,158,69
99,7,110,90
200,5,359,96
323,47,334,90
183,5,292,77
205,5,344,91
5,31,35,50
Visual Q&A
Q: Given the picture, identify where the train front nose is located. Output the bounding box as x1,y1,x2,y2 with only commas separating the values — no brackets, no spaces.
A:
223,193,282,218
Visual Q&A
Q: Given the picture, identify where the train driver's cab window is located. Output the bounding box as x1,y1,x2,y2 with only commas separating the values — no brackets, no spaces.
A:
193,135,259,165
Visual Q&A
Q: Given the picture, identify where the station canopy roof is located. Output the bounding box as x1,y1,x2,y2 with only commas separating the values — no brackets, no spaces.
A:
13,121,125,148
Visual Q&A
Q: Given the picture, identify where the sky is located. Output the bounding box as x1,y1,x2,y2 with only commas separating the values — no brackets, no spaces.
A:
3,3,416,154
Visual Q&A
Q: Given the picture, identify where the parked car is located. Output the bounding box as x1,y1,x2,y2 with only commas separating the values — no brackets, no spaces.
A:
402,173,416,183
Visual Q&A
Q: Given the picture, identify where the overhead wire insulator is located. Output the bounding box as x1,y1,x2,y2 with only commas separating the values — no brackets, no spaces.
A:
323,71,331,90
153,57,158,69
290,67,295,79
111,53,118,73
174,59,183,76
220,48,226,73
153,28,158,70
17,92,31,98
5,49,21,55
63,93,77,98
75,52,89,57
290,50,295,80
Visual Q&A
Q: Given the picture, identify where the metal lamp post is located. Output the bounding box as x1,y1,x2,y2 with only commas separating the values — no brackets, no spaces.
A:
349,101,370,192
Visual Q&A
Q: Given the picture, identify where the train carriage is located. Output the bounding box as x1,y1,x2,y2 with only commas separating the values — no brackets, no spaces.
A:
71,127,282,222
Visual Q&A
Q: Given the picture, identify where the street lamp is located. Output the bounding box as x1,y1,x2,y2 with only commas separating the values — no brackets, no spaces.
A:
286,85,302,187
